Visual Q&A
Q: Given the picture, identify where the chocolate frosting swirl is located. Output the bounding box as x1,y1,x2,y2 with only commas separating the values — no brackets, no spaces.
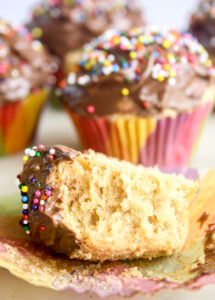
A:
29,0,145,60
61,27,215,117
0,19,57,104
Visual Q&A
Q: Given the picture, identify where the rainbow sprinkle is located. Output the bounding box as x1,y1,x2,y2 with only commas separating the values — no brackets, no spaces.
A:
63,27,215,93
32,0,137,22
19,145,54,234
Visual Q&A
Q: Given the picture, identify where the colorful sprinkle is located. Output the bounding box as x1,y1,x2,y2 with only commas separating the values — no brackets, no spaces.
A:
45,190,52,197
39,225,45,232
33,198,39,204
63,26,214,98
21,186,28,193
23,156,29,162
86,105,95,114
121,88,130,96
22,196,28,203
35,190,42,197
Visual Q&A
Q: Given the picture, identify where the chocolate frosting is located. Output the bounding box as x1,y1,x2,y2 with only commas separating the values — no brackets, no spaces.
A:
19,145,82,257
61,27,215,118
189,0,215,61
29,0,145,60
0,19,57,104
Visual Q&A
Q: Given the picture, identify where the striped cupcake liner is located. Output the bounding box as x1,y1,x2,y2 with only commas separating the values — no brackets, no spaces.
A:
66,100,213,168
0,89,48,156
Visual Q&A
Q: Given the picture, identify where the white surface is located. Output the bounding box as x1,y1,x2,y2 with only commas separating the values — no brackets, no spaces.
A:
0,107,215,299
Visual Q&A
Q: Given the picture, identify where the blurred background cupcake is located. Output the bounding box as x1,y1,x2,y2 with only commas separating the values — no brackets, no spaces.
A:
189,0,215,63
28,0,145,75
60,27,215,168
0,19,56,156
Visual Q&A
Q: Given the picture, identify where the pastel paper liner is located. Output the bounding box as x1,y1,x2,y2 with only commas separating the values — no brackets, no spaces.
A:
0,89,48,156
1,169,215,297
66,101,212,168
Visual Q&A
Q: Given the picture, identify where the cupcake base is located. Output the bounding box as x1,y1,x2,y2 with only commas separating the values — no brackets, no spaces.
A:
0,89,48,156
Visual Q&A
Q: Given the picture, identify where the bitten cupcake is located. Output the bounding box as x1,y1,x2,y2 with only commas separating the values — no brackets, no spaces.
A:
28,0,145,73
189,0,215,63
0,19,56,156
61,27,215,168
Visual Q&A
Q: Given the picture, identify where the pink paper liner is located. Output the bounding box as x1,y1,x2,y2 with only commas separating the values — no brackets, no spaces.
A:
67,102,212,168
140,102,212,167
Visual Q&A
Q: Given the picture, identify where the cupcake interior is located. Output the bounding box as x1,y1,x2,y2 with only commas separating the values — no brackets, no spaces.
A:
47,152,196,258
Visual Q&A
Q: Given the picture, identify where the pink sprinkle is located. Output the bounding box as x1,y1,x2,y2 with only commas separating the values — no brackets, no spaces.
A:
33,198,39,204
39,205,44,211
32,87,40,94
49,155,54,160
35,190,41,197
86,105,95,114
0,64,7,74
38,144,44,150
45,190,52,197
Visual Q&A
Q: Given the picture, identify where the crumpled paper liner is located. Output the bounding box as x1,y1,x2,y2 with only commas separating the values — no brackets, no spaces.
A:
0,169,215,297
0,89,48,156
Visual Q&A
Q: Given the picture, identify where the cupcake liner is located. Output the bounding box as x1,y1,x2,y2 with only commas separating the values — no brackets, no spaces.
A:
66,101,213,168
1,169,215,297
0,89,48,156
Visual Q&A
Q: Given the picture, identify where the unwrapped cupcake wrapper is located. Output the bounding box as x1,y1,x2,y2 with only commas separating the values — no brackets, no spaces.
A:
67,101,213,168
0,89,48,156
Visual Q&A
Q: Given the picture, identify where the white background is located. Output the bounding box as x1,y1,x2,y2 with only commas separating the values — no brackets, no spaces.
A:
0,0,198,31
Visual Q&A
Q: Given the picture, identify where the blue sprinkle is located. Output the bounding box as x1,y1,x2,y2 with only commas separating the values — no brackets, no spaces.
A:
46,186,52,191
122,62,129,68
22,209,28,214
153,51,159,58
113,64,120,72
22,196,28,203
19,220,24,227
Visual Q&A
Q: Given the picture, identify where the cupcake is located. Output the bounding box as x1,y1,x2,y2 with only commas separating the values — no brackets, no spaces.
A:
18,144,197,261
61,27,215,168
0,20,56,156
189,0,215,63
28,0,145,74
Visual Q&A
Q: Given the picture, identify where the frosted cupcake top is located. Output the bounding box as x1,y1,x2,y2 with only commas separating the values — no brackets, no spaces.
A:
29,0,145,59
189,0,215,60
0,19,57,104
61,27,215,117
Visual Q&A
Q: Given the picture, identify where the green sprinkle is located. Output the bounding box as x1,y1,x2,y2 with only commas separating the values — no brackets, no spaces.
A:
19,183,23,190
24,225,29,231
144,54,149,60
35,152,41,157
125,78,131,83
36,182,41,187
